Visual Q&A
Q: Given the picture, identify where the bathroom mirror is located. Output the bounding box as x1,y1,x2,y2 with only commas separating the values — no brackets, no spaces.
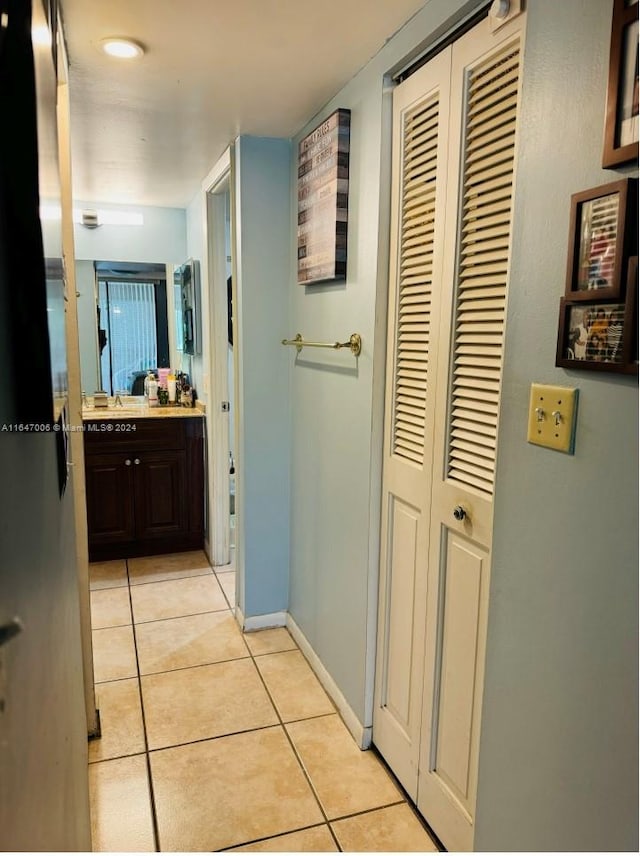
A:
77,260,180,395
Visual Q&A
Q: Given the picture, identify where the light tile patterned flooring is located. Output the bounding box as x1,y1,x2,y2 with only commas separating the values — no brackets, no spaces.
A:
88,550,439,852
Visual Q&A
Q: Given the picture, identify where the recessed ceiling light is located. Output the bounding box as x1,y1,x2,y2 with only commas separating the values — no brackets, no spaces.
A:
100,37,144,59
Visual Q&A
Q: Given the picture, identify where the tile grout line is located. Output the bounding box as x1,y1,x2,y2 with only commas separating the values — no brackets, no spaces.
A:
329,798,412,825
125,559,162,854
143,711,344,756
131,605,229,626
92,620,134,631
138,648,251,679
245,637,343,853
127,568,215,587
213,821,332,853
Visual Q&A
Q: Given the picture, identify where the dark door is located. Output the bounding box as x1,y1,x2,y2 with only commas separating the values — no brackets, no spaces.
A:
134,450,188,540
85,453,136,544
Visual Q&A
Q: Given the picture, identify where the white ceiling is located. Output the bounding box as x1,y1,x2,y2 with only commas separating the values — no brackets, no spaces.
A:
59,0,427,209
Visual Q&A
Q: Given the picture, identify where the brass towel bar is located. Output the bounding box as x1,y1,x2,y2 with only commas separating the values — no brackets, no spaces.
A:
281,332,362,357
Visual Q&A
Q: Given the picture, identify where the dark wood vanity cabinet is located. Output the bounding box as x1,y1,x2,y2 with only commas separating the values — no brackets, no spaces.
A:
84,417,204,561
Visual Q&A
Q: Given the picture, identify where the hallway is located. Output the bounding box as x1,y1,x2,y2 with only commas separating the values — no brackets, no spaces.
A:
87,551,439,852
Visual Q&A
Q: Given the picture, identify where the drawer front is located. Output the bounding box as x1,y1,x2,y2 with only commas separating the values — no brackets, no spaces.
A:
83,418,186,452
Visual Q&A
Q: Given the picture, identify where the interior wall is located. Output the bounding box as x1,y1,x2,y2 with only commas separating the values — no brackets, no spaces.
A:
475,2,638,850
287,0,483,726
0,439,91,850
234,136,292,618
72,200,186,263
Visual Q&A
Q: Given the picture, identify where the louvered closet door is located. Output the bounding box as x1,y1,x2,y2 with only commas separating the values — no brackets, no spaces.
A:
372,49,451,799
417,16,524,852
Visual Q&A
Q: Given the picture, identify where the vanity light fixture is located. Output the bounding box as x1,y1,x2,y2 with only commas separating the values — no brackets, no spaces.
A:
100,37,145,59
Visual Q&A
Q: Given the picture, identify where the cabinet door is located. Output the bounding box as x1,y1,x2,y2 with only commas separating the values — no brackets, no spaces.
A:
134,450,188,541
85,453,136,544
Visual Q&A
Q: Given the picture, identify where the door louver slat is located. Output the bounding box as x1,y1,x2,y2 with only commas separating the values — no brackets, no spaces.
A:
447,41,520,496
392,92,440,465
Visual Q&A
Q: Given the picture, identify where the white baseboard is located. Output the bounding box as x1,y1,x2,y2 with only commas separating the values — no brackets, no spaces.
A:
286,615,372,750
241,610,287,632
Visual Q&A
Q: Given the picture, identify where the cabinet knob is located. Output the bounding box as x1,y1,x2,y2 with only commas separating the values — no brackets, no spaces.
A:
134,458,141,465
125,459,132,466
453,505,467,521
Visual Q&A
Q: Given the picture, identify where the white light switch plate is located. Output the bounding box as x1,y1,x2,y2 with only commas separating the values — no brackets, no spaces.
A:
527,383,578,454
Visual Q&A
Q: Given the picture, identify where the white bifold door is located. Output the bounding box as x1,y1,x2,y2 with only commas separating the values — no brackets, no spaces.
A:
374,12,525,852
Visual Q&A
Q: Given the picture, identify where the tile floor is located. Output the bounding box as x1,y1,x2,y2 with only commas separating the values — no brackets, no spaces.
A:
88,550,439,852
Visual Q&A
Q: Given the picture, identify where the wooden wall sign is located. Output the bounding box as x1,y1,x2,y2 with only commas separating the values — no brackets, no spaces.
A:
297,109,351,285
602,0,639,168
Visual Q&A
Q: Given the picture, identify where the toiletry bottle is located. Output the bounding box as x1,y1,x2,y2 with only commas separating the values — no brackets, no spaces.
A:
158,367,170,389
168,374,176,404
148,375,159,407
144,370,154,401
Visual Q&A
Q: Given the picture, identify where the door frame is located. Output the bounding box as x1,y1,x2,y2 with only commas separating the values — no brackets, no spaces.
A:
201,148,237,570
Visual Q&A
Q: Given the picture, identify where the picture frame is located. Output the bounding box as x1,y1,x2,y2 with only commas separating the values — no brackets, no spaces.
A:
625,255,638,371
555,273,637,375
602,0,639,168
564,178,636,301
297,108,350,285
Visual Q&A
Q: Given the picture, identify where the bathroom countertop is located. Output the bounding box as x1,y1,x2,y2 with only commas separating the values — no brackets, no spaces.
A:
82,397,205,421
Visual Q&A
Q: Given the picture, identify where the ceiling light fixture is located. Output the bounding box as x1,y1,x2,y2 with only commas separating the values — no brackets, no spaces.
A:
100,37,144,59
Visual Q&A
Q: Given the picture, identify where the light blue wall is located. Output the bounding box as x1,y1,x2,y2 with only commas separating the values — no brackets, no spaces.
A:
287,0,482,726
475,2,638,850
72,201,186,263
234,136,292,618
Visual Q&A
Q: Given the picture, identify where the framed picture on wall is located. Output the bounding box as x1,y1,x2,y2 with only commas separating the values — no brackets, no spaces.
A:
602,0,639,168
625,255,638,369
564,179,636,301
297,109,351,285
555,297,634,372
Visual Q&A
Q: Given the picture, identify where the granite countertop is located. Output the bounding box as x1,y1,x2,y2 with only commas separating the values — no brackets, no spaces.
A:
82,395,205,421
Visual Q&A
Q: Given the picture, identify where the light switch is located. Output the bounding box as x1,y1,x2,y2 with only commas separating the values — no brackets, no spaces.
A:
527,383,578,454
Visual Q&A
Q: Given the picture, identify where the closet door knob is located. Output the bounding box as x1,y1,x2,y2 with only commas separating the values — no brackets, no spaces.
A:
134,458,141,465
453,505,467,521
125,459,132,466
